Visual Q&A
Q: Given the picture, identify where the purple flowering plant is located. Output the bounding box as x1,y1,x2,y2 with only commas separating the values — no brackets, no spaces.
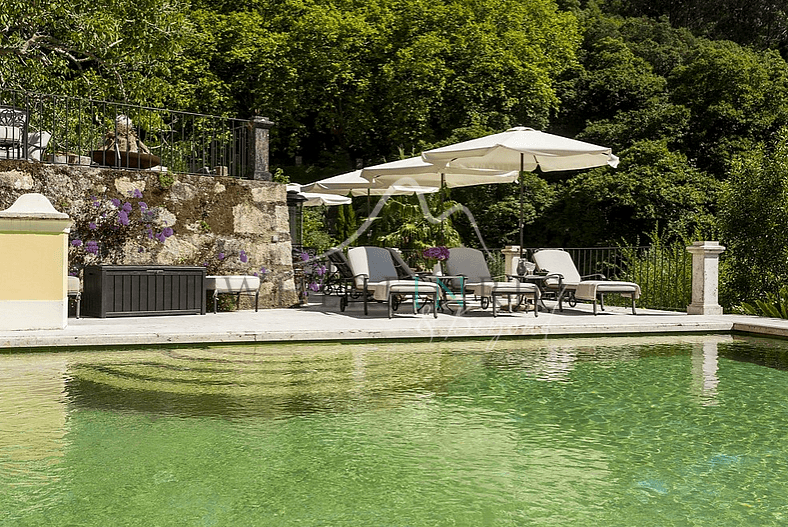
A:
68,188,173,275
422,246,450,261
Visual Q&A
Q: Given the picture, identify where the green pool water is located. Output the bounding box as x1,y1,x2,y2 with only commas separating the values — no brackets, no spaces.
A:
2,334,788,526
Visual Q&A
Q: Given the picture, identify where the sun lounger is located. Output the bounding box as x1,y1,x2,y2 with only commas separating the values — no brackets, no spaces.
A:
531,248,640,314
346,246,439,318
445,247,539,317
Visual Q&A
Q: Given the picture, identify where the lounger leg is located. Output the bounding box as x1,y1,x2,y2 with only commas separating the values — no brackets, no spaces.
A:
533,291,538,318
212,290,218,314
255,291,259,312
599,294,606,312
593,299,598,315
557,285,565,311
492,295,497,317
433,291,438,318
631,294,637,315
388,294,393,318
76,294,81,319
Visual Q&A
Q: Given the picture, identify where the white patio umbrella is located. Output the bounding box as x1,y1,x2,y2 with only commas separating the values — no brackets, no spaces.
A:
302,169,439,197
286,184,352,207
360,155,518,189
421,127,619,257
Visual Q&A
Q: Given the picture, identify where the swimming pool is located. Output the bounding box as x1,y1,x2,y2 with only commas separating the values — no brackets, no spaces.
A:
2,334,788,525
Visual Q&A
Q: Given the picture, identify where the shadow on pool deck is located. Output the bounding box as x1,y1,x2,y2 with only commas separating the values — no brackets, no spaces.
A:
1,294,787,350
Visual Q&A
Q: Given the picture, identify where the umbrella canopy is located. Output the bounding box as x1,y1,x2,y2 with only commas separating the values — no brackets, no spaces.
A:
421,127,619,172
302,169,439,197
421,127,618,259
360,156,518,189
286,184,352,207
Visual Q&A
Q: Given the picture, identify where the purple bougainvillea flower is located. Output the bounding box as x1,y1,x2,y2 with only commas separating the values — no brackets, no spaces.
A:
133,189,143,198
259,267,267,275
309,282,320,292
239,250,248,263
218,252,225,260
71,239,83,246
86,241,99,254
117,211,130,226
122,202,133,212
253,272,258,277
161,227,174,238
101,212,107,218
88,222,97,230
138,201,148,211
316,264,327,276
138,247,145,253
110,198,121,207
300,251,310,262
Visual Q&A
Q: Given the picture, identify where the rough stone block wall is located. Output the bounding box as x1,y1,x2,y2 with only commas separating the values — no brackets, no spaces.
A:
0,161,298,308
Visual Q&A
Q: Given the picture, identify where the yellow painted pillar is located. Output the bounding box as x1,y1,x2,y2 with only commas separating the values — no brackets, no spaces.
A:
0,193,73,330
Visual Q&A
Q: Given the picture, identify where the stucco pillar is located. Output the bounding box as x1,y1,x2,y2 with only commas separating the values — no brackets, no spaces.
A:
0,193,73,330
249,116,275,181
686,241,725,315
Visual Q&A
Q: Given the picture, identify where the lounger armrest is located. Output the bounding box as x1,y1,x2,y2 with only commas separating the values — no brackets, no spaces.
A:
581,273,607,280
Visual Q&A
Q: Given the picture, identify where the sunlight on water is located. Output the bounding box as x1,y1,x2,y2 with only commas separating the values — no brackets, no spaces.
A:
2,334,788,526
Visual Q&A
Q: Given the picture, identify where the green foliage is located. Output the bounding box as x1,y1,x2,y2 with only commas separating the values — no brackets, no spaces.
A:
302,207,337,254
179,0,581,164
736,287,788,319
0,0,191,103
617,233,693,311
365,194,461,257
534,140,719,246
334,203,357,247
669,41,788,176
718,128,788,308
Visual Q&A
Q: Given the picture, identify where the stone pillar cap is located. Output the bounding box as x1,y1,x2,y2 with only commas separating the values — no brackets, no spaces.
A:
0,193,69,219
686,240,726,254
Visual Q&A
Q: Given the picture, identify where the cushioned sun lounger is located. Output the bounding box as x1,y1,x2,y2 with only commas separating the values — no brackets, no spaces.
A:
532,248,640,314
445,247,539,317
347,246,439,318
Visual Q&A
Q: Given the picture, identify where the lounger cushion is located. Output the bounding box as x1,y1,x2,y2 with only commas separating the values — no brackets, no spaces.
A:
206,275,260,293
0,125,22,142
67,276,81,293
366,279,438,301
575,281,640,301
465,280,539,298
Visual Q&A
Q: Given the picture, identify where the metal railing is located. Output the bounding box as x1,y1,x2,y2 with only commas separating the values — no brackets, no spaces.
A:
0,88,255,178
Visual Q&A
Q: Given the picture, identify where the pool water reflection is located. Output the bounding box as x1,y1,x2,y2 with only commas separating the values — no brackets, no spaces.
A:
2,334,788,526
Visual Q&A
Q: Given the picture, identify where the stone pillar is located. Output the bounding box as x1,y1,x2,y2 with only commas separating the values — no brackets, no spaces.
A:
501,246,534,277
249,116,275,181
686,241,725,315
501,246,520,276
0,193,73,330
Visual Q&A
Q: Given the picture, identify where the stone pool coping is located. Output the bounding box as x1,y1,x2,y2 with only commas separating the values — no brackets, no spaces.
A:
1,296,787,350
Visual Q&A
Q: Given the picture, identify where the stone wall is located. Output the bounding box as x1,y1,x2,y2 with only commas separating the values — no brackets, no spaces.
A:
0,161,298,308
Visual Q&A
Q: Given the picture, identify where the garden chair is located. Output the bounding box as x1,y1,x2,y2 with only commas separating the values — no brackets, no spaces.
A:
531,248,640,314
0,106,51,161
444,247,539,317
346,246,439,318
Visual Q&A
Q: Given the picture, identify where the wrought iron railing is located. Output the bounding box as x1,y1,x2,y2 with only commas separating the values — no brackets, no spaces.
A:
0,88,261,178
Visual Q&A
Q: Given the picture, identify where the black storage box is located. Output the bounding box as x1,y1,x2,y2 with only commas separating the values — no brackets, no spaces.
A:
82,265,206,317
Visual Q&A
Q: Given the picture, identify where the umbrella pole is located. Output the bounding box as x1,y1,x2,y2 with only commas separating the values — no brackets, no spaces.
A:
440,173,445,244
519,153,524,260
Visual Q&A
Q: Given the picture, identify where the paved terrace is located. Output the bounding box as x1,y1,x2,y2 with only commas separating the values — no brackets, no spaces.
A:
1,296,787,350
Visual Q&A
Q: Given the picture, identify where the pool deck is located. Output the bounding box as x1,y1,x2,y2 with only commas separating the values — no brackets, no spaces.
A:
2,295,788,350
